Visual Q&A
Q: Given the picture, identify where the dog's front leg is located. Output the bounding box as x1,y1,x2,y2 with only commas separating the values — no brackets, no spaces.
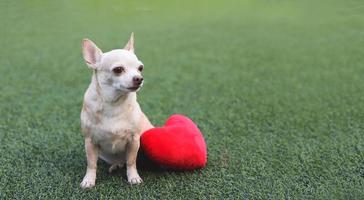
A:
80,137,99,189
126,135,142,185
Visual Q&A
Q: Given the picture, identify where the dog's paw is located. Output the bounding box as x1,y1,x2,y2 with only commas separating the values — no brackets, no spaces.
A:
108,163,124,173
108,165,118,173
80,175,96,189
127,174,143,185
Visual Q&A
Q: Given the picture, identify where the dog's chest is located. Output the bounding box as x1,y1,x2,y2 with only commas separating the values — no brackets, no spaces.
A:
95,116,140,154
84,104,141,153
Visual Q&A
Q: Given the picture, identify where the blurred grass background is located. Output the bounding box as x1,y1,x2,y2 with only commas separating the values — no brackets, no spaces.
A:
1,0,364,199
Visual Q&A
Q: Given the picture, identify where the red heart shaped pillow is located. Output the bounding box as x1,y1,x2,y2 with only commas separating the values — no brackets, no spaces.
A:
141,114,207,170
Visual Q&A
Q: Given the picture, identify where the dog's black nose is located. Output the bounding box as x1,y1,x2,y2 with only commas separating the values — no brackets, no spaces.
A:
133,76,143,85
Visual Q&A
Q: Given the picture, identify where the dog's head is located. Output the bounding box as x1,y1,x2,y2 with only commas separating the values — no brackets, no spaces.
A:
82,33,144,93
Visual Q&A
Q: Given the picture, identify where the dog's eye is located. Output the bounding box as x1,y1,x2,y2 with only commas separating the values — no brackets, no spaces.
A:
112,67,124,74
138,65,144,72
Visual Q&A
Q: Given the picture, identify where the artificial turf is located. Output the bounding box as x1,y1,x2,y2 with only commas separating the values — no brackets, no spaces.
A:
1,0,364,199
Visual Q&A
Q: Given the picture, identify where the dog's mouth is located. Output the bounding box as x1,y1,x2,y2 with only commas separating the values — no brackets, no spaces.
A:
127,86,140,91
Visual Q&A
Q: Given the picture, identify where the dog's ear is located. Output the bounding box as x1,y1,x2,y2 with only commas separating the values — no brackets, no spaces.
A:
82,39,102,69
124,32,135,53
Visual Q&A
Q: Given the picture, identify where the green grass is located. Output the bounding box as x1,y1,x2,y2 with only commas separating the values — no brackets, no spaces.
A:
1,0,364,199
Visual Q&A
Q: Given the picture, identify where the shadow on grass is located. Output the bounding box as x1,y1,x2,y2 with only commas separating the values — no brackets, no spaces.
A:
51,145,202,187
